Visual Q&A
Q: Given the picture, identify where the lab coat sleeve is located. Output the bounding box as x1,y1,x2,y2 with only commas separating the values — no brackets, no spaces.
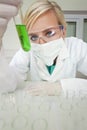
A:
10,48,30,81
76,39,87,76
0,43,17,93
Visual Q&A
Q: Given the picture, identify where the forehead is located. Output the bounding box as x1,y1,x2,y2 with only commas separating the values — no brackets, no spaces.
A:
29,10,58,33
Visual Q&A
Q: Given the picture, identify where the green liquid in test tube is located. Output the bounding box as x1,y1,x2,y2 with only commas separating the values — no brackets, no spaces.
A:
14,8,31,51
16,25,31,51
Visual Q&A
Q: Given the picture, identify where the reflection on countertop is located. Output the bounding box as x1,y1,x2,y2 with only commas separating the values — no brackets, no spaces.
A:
0,78,87,130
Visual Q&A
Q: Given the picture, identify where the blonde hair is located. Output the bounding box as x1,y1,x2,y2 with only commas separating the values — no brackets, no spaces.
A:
23,0,66,31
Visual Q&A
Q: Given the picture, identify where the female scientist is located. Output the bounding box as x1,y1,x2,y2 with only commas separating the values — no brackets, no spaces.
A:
10,0,87,82
0,0,87,87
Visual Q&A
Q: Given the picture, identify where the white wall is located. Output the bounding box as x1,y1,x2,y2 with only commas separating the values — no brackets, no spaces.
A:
2,0,87,62
22,0,87,11
54,0,87,11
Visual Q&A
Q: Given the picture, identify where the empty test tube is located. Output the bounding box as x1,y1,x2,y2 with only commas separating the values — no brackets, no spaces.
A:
13,8,31,51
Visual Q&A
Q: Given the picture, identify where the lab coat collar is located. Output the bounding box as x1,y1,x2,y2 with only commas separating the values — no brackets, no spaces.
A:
32,44,69,81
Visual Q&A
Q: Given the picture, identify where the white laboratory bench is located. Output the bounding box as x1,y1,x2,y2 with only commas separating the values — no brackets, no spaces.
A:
0,78,87,130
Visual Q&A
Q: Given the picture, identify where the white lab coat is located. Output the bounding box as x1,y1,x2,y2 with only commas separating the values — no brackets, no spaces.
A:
10,37,87,82
0,45,17,93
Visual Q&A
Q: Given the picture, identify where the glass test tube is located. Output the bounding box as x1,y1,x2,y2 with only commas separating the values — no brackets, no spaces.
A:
13,8,31,51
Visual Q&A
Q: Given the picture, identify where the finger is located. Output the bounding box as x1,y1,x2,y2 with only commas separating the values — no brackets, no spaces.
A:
0,4,18,19
27,88,44,93
0,0,22,6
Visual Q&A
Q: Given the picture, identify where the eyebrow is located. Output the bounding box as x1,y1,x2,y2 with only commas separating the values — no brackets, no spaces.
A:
29,33,37,35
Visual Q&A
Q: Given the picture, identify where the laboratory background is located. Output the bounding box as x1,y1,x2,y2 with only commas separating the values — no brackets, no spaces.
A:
3,0,87,63
2,0,87,79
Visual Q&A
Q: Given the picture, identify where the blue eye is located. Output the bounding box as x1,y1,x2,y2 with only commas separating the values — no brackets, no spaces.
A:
30,35,38,41
46,30,55,37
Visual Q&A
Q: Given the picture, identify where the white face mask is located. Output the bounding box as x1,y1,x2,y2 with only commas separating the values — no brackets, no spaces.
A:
31,37,65,66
